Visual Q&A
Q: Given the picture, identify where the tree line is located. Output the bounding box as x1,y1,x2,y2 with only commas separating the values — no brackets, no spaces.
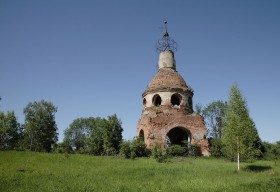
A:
0,99,123,155
62,114,123,155
1,84,279,165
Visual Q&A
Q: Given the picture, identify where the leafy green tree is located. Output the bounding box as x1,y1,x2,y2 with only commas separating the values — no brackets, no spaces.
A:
64,118,91,151
203,101,227,138
0,111,21,150
223,84,262,170
262,141,280,161
103,114,123,155
88,117,106,155
23,100,58,152
64,115,123,155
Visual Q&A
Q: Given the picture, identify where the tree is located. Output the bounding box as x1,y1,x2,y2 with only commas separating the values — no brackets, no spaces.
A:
0,111,21,150
203,101,227,138
194,103,203,115
89,117,106,155
262,141,280,161
103,114,123,155
223,84,262,171
64,114,123,155
64,118,91,151
23,100,58,152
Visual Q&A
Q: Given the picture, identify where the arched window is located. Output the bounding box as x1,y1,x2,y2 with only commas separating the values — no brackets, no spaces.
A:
139,130,144,142
171,93,181,106
143,98,147,106
188,97,193,108
152,94,161,106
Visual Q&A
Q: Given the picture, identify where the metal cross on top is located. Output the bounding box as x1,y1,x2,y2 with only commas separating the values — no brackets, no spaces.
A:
156,20,178,53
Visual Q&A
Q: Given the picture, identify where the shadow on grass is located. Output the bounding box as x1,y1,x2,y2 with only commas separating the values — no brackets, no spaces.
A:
243,165,272,172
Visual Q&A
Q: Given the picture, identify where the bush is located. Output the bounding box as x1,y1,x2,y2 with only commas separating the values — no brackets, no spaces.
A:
209,138,224,157
130,138,149,157
104,147,117,156
261,141,280,161
152,142,168,163
167,145,187,156
119,141,131,158
118,138,149,159
189,143,201,157
54,142,72,154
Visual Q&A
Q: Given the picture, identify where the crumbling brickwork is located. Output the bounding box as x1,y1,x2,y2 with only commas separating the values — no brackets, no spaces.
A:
136,50,210,156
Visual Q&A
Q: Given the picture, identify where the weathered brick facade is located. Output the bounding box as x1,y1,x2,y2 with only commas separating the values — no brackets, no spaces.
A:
136,50,210,156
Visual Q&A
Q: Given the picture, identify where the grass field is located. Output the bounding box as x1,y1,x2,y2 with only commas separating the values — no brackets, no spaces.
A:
0,151,279,192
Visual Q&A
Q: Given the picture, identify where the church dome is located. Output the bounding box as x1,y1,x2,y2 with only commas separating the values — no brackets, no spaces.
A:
144,68,190,94
143,50,193,95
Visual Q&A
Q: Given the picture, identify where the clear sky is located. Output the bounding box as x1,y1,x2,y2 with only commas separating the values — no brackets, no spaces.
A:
1,0,279,143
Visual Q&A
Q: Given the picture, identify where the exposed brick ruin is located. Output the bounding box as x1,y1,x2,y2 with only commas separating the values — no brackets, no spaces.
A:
136,50,210,156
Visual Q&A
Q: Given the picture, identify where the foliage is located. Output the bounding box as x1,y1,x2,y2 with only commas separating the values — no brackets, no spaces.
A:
103,114,123,155
22,100,58,152
223,84,262,164
64,114,123,155
154,106,161,114
261,141,280,161
152,142,168,162
54,141,72,154
203,100,227,138
119,138,149,159
0,111,21,150
130,137,149,158
2,151,280,192
64,118,91,151
167,145,187,156
189,143,201,157
209,138,224,157
119,140,131,158
89,117,106,155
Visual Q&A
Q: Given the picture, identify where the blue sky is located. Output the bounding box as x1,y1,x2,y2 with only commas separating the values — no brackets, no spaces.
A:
1,0,279,143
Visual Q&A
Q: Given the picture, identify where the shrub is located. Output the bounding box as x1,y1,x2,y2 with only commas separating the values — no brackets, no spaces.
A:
189,143,201,157
167,145,187,156
152,142,168,163
209,138,224,157
130,138,149,157
104,147,117,156
118,138,149,159
119,141,131,158
54,142,72,154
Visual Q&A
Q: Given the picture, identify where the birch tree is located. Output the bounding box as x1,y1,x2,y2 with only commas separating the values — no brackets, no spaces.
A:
223,84,262,171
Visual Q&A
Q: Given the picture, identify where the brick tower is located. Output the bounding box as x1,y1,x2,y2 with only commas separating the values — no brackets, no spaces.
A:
136,22,210,156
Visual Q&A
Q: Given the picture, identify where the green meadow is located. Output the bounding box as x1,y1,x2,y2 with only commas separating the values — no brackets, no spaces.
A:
0,151,279,192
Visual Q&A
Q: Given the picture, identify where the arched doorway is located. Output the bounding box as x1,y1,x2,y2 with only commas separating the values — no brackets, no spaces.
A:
166,127,191,147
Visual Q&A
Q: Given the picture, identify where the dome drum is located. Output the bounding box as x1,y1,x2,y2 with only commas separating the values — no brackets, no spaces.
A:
142,91,193,111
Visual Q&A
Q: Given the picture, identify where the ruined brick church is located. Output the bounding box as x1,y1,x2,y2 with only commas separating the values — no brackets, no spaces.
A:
136,22,210,156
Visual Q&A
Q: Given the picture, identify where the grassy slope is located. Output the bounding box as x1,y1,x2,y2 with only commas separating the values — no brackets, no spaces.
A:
0,151,279,192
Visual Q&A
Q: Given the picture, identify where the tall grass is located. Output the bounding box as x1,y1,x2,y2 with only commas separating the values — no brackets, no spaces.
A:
0,151,279,192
